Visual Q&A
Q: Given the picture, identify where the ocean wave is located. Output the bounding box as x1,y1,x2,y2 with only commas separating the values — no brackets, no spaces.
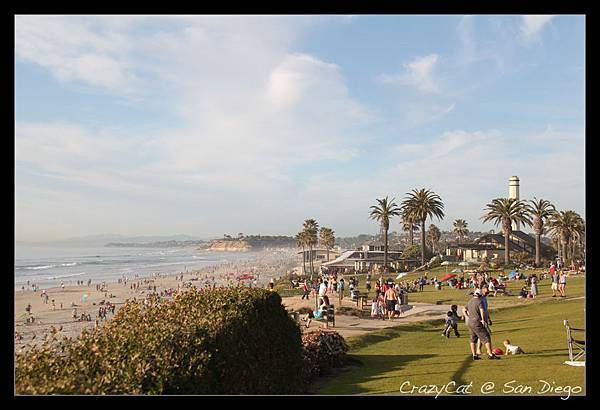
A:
46,272,87,280
23,264,56,270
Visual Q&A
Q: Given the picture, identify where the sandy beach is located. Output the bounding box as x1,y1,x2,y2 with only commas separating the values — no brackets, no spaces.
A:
15,248,301,350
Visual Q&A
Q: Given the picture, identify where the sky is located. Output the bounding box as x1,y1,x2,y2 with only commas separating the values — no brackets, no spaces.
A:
14,15,585,242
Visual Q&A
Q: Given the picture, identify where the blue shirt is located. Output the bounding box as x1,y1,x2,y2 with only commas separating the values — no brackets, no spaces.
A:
481,296,489,321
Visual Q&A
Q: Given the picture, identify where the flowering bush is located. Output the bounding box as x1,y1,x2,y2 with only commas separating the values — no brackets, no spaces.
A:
15,287,303,395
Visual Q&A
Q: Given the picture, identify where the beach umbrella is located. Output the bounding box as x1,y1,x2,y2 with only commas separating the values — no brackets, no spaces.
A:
440,273,457,282
440,260,451,274
451,268,464,273
396,272,409,280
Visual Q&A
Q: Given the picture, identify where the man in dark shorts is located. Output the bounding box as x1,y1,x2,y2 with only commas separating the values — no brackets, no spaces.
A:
384,286,398,320
464,289,500,360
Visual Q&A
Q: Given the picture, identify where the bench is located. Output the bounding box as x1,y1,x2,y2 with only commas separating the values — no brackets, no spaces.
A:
322,304,335,328
353,292,369,309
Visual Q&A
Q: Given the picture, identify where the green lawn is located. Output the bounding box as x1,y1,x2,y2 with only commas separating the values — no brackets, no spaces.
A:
316,277,586,397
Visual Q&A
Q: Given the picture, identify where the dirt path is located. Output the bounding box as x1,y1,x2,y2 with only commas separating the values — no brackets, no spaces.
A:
282,294,451,339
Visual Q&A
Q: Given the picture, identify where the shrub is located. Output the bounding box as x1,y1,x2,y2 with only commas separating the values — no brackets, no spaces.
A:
300,330,348,388
15,287,303,395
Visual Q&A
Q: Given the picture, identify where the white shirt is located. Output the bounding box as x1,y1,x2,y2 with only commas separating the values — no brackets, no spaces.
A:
318,283,327,296
506,343,520,354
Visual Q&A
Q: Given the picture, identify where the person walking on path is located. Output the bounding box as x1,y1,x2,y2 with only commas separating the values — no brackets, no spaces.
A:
384,285,399,320
464,289,500,361
301,281,310,300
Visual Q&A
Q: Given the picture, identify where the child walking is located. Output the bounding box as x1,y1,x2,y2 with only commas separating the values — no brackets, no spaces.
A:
442,304,461,338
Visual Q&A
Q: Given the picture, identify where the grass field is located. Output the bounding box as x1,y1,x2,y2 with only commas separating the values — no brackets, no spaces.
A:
316,277,586,397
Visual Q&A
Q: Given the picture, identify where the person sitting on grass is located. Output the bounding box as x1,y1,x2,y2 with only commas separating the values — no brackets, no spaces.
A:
503,339,525,355
518,285,530,299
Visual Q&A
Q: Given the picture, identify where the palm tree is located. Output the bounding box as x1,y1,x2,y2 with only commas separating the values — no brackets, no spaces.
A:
427,224,441,254
453,219,469,244
481,198,532,265
548,210,585,265
401,212,419,246
401,189,445,266
302,219,319,278
295,231,309,276
369,196,402,270
525,198,556,267
319,227,336,261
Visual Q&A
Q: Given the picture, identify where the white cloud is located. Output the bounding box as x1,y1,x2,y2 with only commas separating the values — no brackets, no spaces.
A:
15,15,137,93
14,16,374,240
378,54,440,93
521,15,554,41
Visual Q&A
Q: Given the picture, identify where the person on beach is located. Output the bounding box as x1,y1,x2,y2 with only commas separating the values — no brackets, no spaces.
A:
464,289,499,360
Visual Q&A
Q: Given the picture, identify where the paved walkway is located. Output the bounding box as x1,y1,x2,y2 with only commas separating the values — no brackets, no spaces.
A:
282,294,450,339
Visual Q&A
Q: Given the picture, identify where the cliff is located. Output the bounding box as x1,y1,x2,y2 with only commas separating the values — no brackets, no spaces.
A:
206,240,252,252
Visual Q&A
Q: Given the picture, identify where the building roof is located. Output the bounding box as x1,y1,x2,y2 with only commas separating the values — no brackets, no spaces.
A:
322,250,358,267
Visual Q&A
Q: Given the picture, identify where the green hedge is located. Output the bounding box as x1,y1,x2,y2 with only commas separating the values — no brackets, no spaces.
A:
15,287,303,395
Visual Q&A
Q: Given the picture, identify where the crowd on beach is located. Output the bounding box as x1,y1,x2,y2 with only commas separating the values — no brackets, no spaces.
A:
16,249,302,347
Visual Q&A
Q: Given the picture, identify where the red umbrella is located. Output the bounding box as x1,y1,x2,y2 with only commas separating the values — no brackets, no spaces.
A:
440,273,458,282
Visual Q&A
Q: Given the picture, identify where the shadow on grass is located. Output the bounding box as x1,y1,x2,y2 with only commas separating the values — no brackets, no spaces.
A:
347,323,439,350
316,354,437,395
450,355,474,391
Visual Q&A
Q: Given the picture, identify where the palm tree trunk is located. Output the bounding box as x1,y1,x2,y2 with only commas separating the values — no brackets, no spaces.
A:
535,233,541,267
302,246,306,275
421,220,426,266
384,227,389,270
309,244,314,277
504,228,510,265
327,248,330,262
409,228,414,246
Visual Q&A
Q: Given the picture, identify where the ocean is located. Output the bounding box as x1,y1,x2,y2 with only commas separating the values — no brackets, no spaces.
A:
14,244,257,290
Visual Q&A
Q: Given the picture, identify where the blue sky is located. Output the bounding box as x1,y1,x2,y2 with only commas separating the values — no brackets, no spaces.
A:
15,15,585,241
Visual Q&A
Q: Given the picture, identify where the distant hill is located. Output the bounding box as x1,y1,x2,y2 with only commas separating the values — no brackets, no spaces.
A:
18,234,207,247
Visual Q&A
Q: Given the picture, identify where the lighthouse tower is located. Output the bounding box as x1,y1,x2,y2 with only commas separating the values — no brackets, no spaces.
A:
508,176,520,231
